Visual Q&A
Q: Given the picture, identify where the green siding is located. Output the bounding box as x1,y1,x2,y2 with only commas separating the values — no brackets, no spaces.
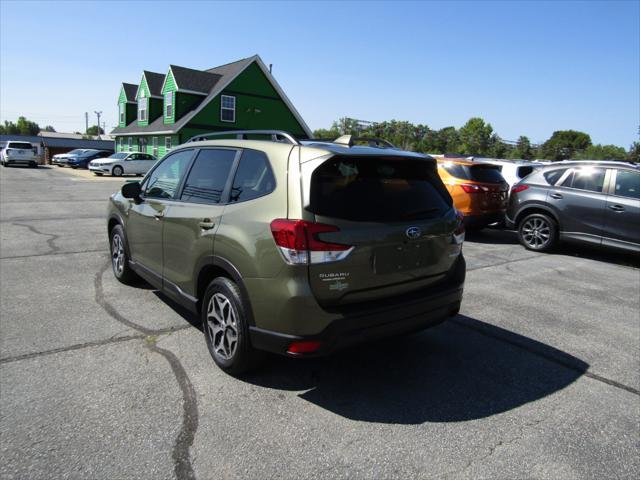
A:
136,74,151,126
149,98,163,123
162,69,177,94
189,61,307,138
118,86,128,104
176,92,203,120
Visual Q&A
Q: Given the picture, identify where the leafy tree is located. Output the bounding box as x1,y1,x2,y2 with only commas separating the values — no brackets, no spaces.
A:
433,126,460,154
0,116,40,135
628,141,639,162
43,125,56,132
541,130,592,160
458,117,493,156
572,144,627,161
86,125,104,135
312,127,340,139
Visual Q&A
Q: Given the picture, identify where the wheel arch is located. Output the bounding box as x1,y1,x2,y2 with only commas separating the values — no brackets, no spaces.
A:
195,256,255,326
514,203,560,230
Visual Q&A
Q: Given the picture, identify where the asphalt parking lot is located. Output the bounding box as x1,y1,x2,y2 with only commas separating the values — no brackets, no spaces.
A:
1,165,639,480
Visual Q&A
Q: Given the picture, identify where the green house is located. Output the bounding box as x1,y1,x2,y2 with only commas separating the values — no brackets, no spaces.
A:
111,55,312,157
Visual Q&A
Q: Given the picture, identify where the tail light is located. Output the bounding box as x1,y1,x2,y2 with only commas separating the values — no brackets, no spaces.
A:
453,210,465,245
287,340,322,355
511,184,529,194
460,183,482,193
270,219,354,265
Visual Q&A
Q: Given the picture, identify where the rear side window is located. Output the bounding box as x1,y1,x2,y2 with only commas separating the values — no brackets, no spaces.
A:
613,170,640,199
543,168,568,185
517,166,535,179
562,167,606,193
180,149,236,204
308,157,451,222
230,149,276,203
144,149,193,199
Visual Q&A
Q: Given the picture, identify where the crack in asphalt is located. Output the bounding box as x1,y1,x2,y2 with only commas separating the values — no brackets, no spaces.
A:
94,257,200,480
12,222,61,254
452,317,640,396
1,248,107,260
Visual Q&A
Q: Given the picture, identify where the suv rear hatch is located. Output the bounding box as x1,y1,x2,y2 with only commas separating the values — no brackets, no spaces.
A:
445,162,509,210
295,155,462,307
6,142,34,160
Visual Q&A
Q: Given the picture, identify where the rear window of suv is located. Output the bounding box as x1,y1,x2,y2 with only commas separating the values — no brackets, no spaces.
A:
308,157,452,222
441,162,504,183
7,142,33,150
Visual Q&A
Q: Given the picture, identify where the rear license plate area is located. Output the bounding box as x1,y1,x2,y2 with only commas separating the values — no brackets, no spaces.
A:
374,242,434,274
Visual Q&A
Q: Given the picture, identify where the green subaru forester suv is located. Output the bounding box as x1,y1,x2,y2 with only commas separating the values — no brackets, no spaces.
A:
107,131,466,373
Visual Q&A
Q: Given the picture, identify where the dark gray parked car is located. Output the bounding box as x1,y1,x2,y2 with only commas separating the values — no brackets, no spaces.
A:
506,161,639,253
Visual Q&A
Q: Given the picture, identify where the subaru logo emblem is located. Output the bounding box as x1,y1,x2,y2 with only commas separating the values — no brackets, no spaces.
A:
406,227,421,239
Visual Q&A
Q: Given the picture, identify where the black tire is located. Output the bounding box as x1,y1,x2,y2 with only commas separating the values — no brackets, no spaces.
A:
109,224,138,284
31,163,38,168
93,172,103,176
517,213,557,252
112,165,123,177
202,277,260,375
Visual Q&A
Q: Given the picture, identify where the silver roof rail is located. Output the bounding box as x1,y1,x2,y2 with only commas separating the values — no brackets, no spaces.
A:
186,130,300,145
333,135,396,149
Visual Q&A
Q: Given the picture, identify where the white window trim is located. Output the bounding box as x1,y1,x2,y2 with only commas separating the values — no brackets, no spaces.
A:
152,136,158,156
220,95,236,123
165,92,173,118
138,91,148,122
165,136,172,151
128,137,132,152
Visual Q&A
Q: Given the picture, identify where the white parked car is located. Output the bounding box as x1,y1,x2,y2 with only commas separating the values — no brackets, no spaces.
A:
1,141,39,168
474,159,542,190
89,152,157,176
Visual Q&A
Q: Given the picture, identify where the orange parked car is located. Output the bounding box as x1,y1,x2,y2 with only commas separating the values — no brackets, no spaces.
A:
436,158,509,229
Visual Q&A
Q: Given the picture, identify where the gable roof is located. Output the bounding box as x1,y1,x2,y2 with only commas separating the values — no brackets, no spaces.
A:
144,71,165,96
122,83,138,102
112,55,312,137
169,65,221,94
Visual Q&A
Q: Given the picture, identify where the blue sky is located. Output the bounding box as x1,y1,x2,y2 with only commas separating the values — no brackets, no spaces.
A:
1,0,638,147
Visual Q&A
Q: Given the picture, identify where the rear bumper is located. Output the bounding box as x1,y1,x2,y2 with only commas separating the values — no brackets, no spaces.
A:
249,256,465,356
5,158,37,165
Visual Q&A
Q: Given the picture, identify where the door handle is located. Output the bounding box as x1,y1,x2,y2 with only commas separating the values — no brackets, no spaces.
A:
608,204,625,212
550,193,563,199
154,211,164,220
199,219,215,230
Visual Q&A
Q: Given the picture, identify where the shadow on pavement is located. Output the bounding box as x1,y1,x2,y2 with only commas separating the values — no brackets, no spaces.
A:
243,314,588,424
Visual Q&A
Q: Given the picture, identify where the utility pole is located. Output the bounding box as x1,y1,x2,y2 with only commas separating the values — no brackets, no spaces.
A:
85,112,88,134
94,111,102,137
102,121,106,137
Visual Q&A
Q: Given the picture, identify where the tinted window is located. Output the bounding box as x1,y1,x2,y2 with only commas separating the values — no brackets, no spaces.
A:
180,149,236,204
543,168,567,185
230,150,276,203
614,170,640,199
144,149,193,199
440,163,504,183
563,167,606,193
109,153,128,159
309,157,451,222
8,142,34,150
516,166,535,179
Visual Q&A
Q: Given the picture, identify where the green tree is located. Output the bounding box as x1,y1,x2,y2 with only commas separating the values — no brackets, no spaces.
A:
628,141,639,162
312,127,340,139
541,130,592,160
86,125,104,135
0,116,40,135
573,144,627,160
434,126,460,154
43,125,56,132
458,117,493,156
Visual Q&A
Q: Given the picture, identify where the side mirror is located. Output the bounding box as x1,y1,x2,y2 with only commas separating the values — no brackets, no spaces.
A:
122,181,142,202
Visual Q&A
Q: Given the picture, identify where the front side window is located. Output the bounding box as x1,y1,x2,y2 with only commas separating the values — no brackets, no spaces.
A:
562,167,606,193
613,170,640,199
230,149,276,203
138,91,147,121
220,95,235,122
165,91,173,117
144,149,193,199
181,149,236,204
119,103,125,124
165,136,172,152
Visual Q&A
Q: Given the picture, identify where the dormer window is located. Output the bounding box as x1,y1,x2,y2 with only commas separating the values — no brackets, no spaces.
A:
165,92,173,117
119,103,125,124
138,91,148,121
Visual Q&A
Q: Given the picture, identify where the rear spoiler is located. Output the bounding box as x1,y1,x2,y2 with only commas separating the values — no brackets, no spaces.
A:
333,135,396,149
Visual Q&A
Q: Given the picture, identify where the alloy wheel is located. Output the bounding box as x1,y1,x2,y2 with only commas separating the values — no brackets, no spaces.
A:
521,217,551,249
206,293,238,360
111,234,125,276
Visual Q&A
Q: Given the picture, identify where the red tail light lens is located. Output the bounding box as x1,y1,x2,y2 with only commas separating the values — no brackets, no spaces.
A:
460,183,485,193
270,219,353,265
511,184,529,194
287,340,322,355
